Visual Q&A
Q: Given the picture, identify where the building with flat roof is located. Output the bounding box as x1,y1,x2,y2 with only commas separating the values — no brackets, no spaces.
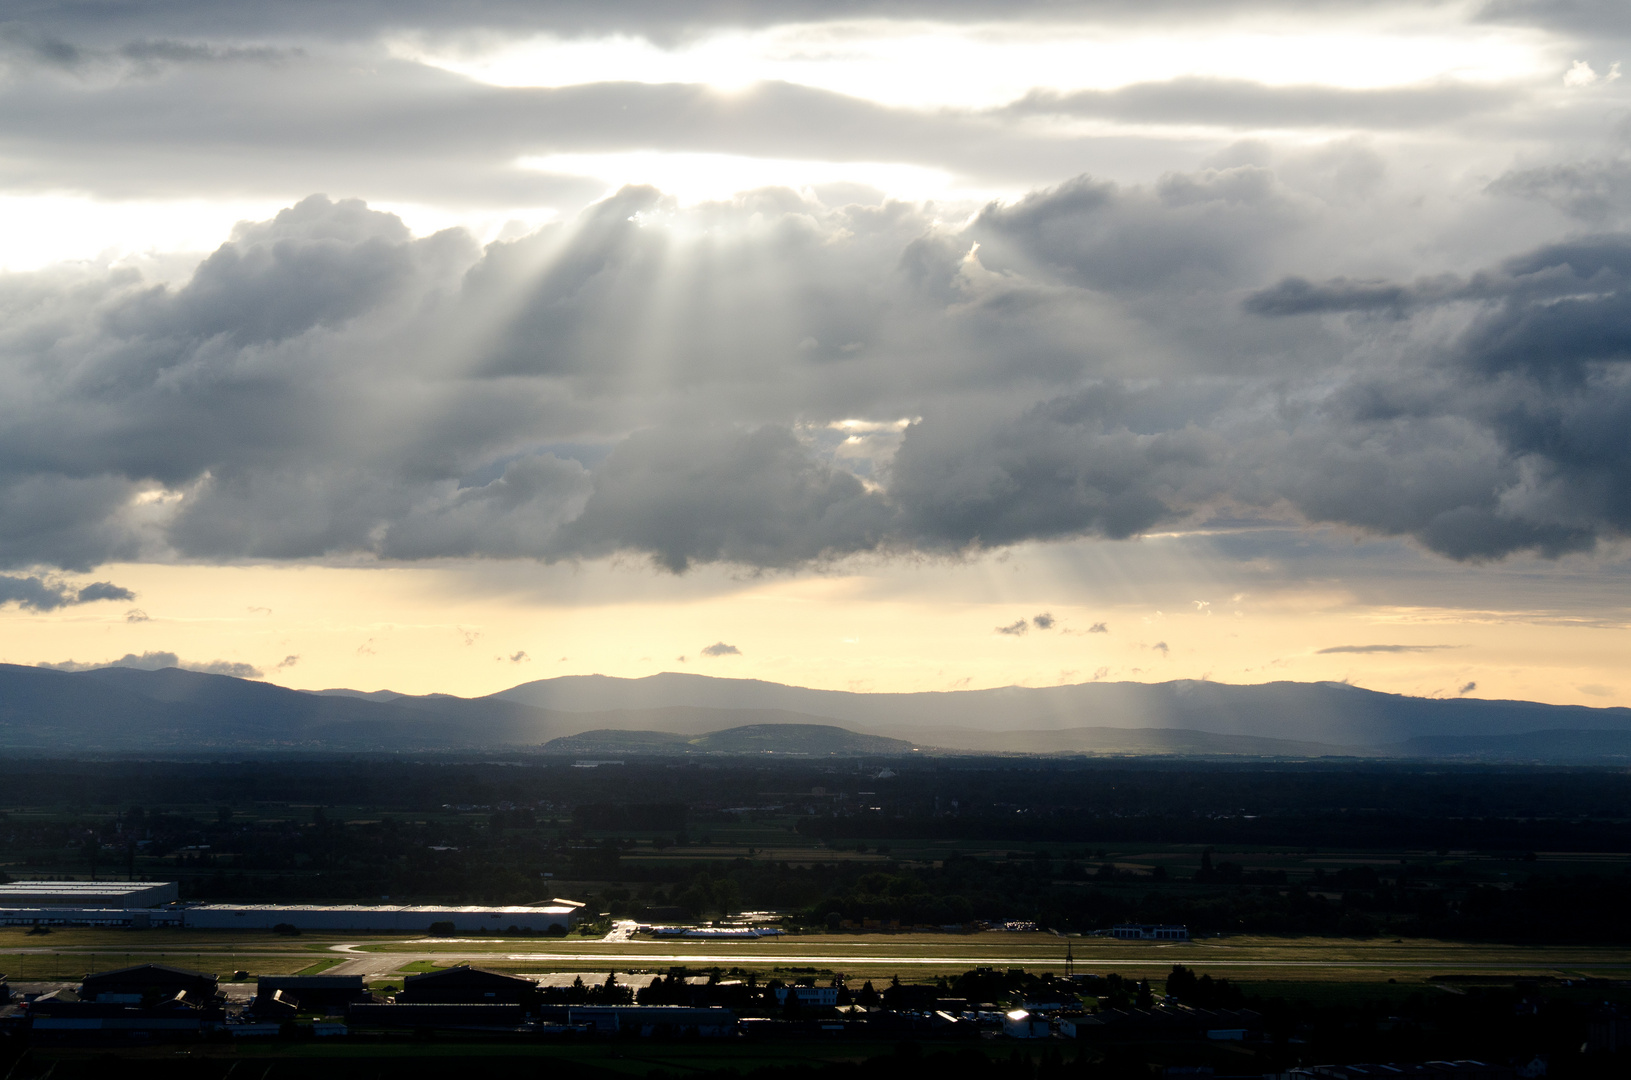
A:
0,906,182,928
0,881,178,908
1109,923,1189,940
182,904,574,933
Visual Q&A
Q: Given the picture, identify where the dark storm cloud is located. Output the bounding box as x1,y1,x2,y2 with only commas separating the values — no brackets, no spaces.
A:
888,387,1219,550
550,427,897,572
6,146,1631,575
968,168,1300,293
1242,274,1462,316
74,581,136,602
0,574,134,610
1246,233,1631,559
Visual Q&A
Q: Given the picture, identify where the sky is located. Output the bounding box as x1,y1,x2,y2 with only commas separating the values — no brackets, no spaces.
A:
3,0,1631,705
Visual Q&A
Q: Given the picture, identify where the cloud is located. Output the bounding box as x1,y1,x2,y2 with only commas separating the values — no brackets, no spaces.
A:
4,141,1631,580
1088,622,1108,633
74,581,136,603
996,620,1029,636
1245,233,1631,560
0,574,136,611
191,659,264,678
1563,60,1599,87
1458,680,1478,695
1152,641,1169,656
124,608,150,622
700,641,741,656
550,425,895,572
38,651,263,677
276,654,299,669
509,650,530,662
1489,158,1631,223
1012,78,1515,130
1316,644,1456,655
39,651,179,672
1031,612,1055,629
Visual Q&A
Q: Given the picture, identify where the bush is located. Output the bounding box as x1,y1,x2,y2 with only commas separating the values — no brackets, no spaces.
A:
272,923,301,937
428,921,455,937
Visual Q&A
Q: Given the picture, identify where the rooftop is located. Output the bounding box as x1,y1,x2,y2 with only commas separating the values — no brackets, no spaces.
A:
186,903,576,914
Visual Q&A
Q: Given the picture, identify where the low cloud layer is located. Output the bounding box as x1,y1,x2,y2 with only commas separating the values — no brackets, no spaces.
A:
39,651,263,677
1317,644,1456,655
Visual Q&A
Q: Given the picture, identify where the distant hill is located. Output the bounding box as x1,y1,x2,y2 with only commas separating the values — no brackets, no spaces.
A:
540,723,919,756
490,673,1631,747
3,662,1630,761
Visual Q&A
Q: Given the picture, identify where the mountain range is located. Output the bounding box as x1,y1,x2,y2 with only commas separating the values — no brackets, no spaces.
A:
2,663,1630,761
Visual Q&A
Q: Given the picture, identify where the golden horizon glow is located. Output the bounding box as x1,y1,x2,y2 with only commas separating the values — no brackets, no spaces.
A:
3,539,1626,711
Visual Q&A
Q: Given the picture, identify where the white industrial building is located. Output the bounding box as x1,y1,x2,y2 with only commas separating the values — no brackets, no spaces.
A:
0,906,183,928
0,881,178,908
182,904,576,932
1110,923,1189,940
0,881,575,933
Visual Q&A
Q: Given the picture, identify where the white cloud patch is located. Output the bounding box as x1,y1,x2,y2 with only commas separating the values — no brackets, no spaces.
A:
38,651,263,677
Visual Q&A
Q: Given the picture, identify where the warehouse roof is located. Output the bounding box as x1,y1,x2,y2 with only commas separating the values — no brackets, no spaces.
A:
185,904,575,914
0,881,178,907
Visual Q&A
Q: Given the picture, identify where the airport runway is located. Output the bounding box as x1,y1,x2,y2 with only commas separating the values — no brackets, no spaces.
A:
12,935,1631,982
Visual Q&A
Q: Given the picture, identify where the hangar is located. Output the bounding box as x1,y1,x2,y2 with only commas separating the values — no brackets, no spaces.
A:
181,903,576,932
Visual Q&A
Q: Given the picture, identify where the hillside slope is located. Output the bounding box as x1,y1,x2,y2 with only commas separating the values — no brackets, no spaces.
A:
490,673,1631,747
